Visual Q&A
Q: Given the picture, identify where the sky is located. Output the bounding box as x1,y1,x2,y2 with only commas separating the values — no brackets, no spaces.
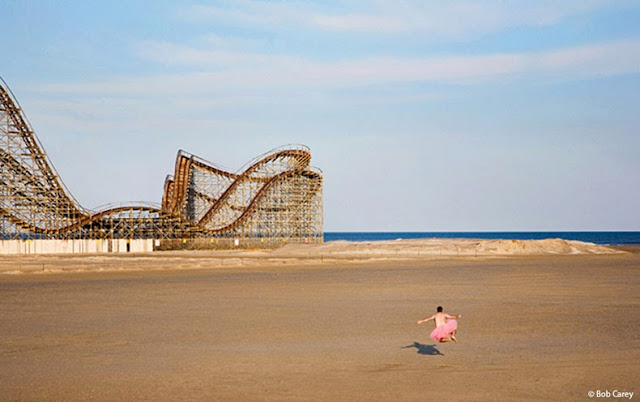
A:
2,0,639,231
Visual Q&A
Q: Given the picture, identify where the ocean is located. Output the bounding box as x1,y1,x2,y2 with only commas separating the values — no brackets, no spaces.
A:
323,232,640,246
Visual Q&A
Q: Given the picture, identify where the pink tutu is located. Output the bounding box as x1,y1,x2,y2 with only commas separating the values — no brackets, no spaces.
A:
430,319,457,342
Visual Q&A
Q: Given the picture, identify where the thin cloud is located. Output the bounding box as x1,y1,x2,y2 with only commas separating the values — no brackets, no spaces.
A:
312,13,405,33
35,39,640,102
181,0,612,39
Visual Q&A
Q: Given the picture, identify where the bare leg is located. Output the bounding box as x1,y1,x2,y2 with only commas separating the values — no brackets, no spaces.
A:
439,338,452,343
451,330,458,343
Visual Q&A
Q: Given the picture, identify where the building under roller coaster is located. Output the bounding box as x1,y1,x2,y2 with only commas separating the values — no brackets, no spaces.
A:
0,78,323,245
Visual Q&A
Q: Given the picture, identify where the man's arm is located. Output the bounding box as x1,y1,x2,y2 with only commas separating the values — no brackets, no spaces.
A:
445,314,462,320
417,315,435,325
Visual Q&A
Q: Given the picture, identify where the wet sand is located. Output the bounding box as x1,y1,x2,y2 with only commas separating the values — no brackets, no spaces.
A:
1,250,638,400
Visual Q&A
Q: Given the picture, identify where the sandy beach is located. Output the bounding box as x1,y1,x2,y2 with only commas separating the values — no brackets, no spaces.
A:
1,240,638,401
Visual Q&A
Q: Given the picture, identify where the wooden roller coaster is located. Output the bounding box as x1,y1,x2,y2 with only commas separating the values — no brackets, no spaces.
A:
0,78,323,245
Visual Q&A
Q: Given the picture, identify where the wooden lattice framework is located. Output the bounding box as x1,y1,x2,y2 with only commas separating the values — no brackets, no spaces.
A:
0,78,323,243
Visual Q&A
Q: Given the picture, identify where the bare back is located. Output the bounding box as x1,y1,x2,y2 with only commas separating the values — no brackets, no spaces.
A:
434,312,455,327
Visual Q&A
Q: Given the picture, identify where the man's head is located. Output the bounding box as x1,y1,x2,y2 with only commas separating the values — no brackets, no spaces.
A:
437,306,443,313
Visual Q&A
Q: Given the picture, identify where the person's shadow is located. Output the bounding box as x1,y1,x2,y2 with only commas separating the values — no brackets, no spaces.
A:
402,342,444,356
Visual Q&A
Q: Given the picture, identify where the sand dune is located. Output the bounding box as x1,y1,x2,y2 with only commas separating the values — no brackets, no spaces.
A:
0,238,624,275
278,238,622,257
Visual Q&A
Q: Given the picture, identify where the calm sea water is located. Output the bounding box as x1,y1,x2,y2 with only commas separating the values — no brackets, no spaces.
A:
323,232,640,246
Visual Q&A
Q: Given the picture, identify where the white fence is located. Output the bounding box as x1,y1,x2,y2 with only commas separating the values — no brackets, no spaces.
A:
0,239,158,255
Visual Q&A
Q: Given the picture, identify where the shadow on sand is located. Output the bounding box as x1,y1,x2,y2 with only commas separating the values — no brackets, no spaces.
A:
402,342,444,356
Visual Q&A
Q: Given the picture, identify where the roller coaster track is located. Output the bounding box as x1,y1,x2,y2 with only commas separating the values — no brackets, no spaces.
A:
194,148,311,227
199,168,323,235
0,204,162,236
0,78,323,242
0,78,88,232
161,145,322,237
0,79,83,211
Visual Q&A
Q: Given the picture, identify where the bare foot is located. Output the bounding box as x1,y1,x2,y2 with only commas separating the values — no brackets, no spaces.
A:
451,334,458,343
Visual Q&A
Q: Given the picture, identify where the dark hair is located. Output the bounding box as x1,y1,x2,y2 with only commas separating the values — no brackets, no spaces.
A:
437,306,443,313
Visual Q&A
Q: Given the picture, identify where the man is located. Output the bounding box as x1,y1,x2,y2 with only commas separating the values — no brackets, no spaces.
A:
417,306,461,343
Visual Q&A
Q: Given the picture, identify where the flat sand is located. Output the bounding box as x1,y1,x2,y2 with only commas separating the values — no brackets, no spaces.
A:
0,242,638,401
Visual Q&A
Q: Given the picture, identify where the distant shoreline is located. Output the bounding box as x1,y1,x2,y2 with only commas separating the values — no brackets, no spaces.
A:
324,231,640,245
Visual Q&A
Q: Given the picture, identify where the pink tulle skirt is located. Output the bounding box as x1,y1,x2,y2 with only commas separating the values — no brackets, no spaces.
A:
430,319,457,342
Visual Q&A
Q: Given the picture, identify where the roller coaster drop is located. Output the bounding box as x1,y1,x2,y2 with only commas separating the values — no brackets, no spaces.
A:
0,79,323,244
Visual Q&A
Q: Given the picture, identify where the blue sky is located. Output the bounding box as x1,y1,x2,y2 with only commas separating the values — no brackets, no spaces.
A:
2,1,639,231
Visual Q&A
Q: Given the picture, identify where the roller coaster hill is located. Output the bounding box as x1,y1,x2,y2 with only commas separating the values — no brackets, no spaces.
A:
0,78,323,251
